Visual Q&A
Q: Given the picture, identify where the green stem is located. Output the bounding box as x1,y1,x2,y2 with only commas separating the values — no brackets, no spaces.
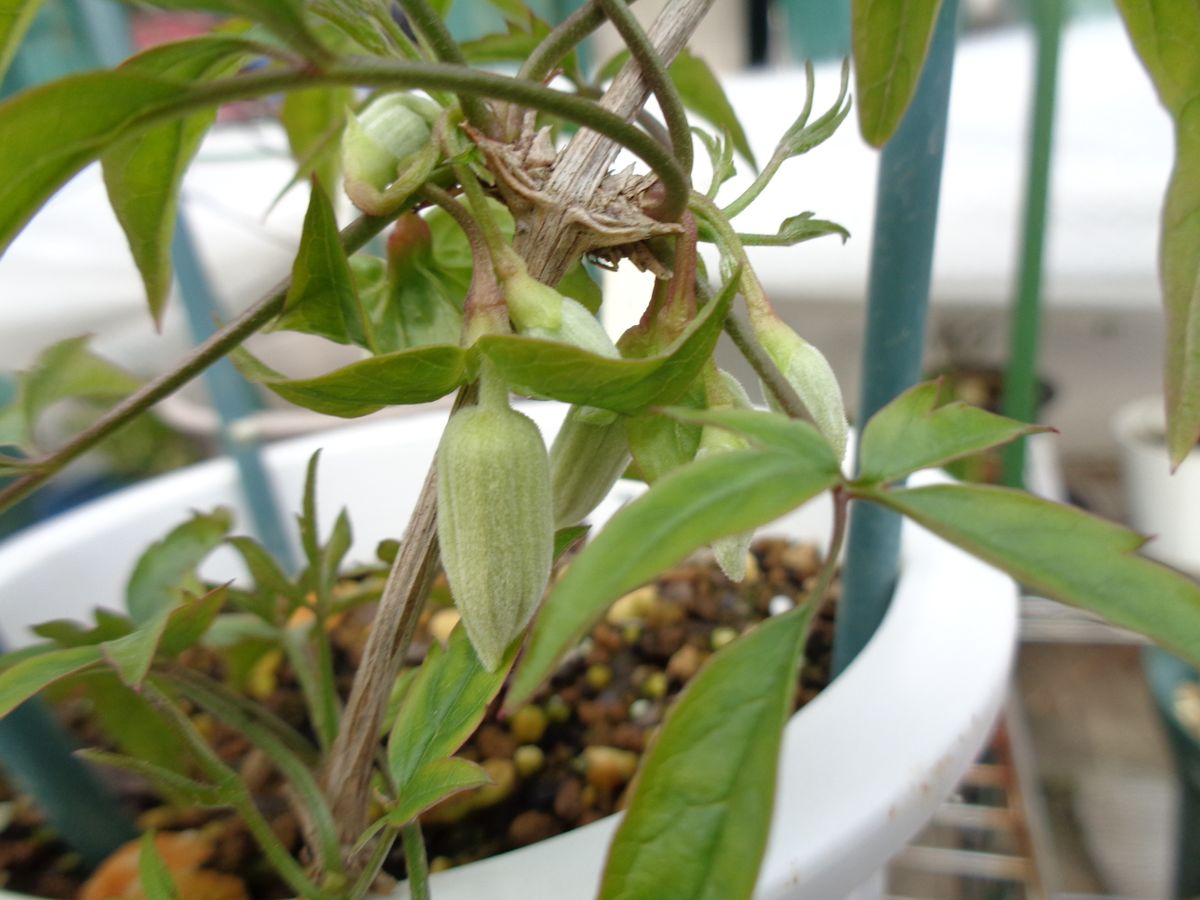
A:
596,0,692,174
722,313,807,420
0,212,395,515
721,60,815,219
349,826,400,899
146,61,688,218
519,0,608,82
396,0,496,134
808,485,849,607
690,192,772,323
402,821,432,900
451,162,514,275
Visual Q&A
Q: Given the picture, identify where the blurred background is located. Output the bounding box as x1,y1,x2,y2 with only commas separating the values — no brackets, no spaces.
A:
0,0,1196,896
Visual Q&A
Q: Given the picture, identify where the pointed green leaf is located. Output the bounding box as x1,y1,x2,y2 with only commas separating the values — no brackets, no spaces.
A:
103,605,172,688
138,832,182,900
277,180,374,348
126,508,233,624
661,407,839,462
480,274,734,414
553,524,589,559
79,749,222,807
557,261,603,315
228,535,298,604
627,379,705,483
858,381,1047,484
17,337,139,448
599,603,815,900
33,614,133,648
1114,0,1200,464
75,673,188,773
0,71,194,257
369,260,463,353
387,626,515,790
507,448,840,709
669,49,756,169
868,483,1200,667
160,585,229,656
281,87,351,197
299,450,322,570
386,757,491,826
737,211,849,247
852,0,943,146
0,645,103,718
102,37,252,325
233,344,467,417
0,0,44,83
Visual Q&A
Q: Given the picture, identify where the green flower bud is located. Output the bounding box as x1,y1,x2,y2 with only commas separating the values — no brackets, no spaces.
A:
697,423,753,581
756,320,849,462
343,94,438,215
502,269,564,333
437,399,554,671
524,297,618,358
550,405,630,528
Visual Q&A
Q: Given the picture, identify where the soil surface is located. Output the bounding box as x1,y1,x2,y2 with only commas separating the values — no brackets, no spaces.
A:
0,536,837,898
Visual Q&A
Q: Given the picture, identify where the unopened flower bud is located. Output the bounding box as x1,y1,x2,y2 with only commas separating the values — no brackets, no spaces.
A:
343,94,438,214
387,213,433,280
549,405,630,528
437,393,554,671
524,297,618,358
756,320,849,461
502,268,564,333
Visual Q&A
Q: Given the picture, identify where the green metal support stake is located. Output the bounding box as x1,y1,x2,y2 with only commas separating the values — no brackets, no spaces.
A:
833,0,960,675
1000,0,1064,488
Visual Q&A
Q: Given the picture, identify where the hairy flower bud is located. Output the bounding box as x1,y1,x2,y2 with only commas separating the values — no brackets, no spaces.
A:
502,269,564,333
524,296,618,358
756,320,849,462
549,405,630,528
436,400,554,671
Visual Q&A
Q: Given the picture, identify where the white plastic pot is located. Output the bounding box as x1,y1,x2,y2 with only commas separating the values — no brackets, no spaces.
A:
1114,395,1200,576
0,406,1017,899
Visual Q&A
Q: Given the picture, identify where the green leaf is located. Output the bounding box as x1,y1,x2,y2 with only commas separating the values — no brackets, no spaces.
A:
0,70,194,257
738,211,849,247
277,180,374,349
0,645,103,718
553,524,589,559
103,605,172,688
480,274,734,414
599,603,815,900
33,613,133,648
669,49,756,169
79,749,222,807
507,448,840,709
852,0,942,147
299,450,322,570
141,0,328,62
867,484,1200,667
75,673,188,774
233,344,467,417
662,407,840,462
1114,0,1200,464
0,0,44,83
369,259,463,353
102,37,252,325
386,756,491,826
12,337,139,450
138,832,182,900
281,86,351,197
160,584,229,656
857,381,1046,484
694,126,736,199
387,626,514,791
228,535,299,606
626,379,705,483
126,508,233,625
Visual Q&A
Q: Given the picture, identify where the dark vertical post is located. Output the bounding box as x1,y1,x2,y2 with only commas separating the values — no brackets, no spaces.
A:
1000,0,1064,488
833,0,960,675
